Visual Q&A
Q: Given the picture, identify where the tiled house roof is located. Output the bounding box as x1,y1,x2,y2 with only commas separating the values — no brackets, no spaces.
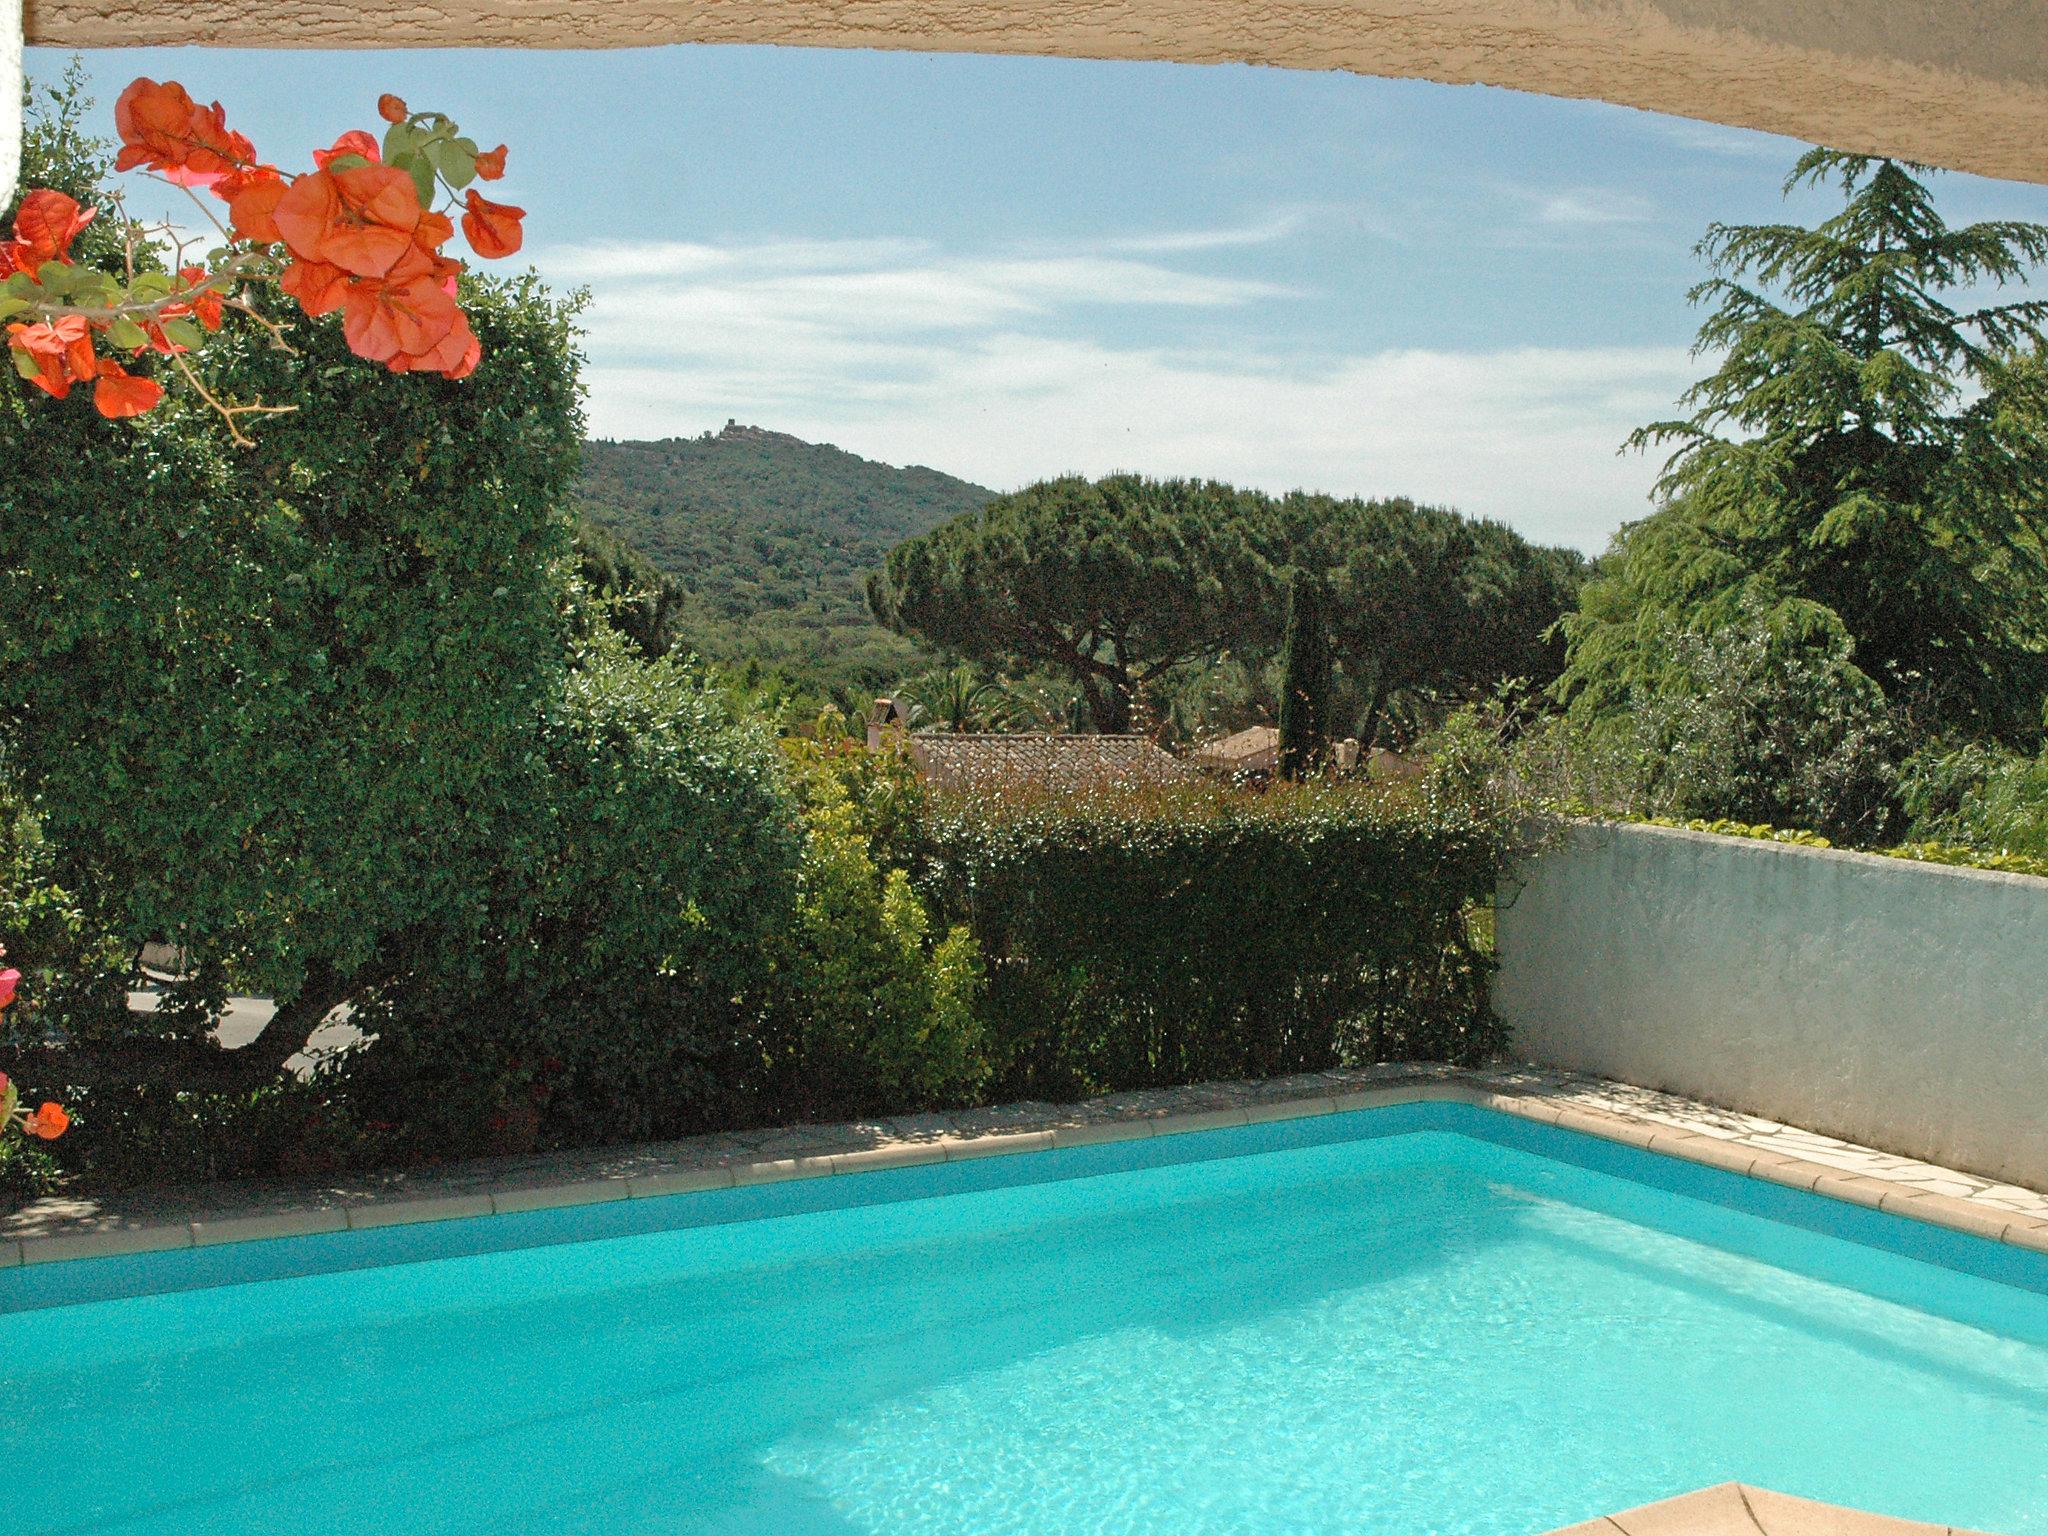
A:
903,733,1194,794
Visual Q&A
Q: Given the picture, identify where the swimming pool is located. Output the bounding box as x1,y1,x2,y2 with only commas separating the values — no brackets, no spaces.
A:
4,1102,2046,1535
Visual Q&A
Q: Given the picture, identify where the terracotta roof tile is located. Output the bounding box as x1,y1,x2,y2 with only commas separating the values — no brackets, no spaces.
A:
905,733,1194,793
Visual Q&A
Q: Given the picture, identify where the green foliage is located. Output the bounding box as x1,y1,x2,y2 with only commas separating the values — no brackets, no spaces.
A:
573,518,686,659
872,475,1584,742
1520,600,1905,844
915,780,1506,1102
769,759,989,1121
11,62,127,271
1876,840,2048,880
25,1071,373,1191
894,664,1021,733
1622,818,2048,881
2,87,803,1178
0,784,131,1058
2,267,584,1027
1276,571,1333,779
577,426,988,691
344,634,803,1153
0,1130,60,1202
1556,598,1908,843
1902,744,2048,859
1286,496,1586,746
1561,152,2048,747
871,475,1275,734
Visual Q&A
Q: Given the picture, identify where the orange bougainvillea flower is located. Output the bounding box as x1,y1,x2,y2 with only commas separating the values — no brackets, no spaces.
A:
22,1102,69,1140
312,130,382,171
390,306,480,379
274,164,424,278
474,144,508,181
341,272,464,365
279,257,352,317
175,267,225,331
113,78,256,188
377,94,410,124
460,191,524,259
226,172,289,245
7,315,97,399
4,189,97,276
93,359,164,419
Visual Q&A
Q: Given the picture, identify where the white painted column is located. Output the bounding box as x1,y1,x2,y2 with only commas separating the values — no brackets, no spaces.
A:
1,0,19,207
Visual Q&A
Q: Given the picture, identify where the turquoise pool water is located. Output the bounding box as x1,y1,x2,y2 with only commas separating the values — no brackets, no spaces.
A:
5,1109,2048,1535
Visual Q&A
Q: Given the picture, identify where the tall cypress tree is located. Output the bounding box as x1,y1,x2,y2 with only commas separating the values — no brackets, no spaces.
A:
1276,571,1333,780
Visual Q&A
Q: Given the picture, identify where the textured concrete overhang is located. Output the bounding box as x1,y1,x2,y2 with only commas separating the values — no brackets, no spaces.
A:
23,0,2048,186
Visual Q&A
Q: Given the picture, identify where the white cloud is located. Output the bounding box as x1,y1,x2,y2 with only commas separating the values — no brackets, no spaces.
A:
545,235,1295,332
1098,212,1307,253
1535,190,1657,227
548,233,1694,553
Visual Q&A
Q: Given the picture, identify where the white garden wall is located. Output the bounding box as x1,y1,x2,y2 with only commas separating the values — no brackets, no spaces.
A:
1495,820,2048,1191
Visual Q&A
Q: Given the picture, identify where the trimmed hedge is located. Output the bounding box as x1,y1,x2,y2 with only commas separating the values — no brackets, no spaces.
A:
916,780,1506,1101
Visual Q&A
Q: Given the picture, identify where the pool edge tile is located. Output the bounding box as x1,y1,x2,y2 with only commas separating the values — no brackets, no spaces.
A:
1810,1172,1899,1211
1050,1119,1156,1149
1329,1085,1439,1115
731,1156,837,1186
626,1166,736,1199
1746,1152,1827,1193
345,1193,495,1231
2004,1218,2048,1255
191,1208,351,1245
11,1071,2048,1284
489,1179,630,1215
942,1130,1056,1161
1897,1192,2011,1243
1242,1095,1340,1125
18,1223,194,1264
1152,1106,1250,1137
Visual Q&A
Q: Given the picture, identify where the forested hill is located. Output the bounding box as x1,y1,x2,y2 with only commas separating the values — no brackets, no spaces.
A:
575,423,994,690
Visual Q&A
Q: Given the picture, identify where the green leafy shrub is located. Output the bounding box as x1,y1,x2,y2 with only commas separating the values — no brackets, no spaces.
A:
0,1134,60,1202
1532,601,1905,844
762,736,989,1121
915,780,1505,1101
0,785,131,1060
339,634,803,1157
26,1071,374,1190
1902,745,2048,861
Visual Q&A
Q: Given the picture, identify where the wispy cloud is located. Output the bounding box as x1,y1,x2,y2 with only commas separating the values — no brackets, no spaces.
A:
1534,190,1657,227
1099,212,1307,253
548,231,1688,552
544,235,1299,346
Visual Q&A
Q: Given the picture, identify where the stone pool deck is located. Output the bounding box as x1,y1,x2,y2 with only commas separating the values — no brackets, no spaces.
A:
1549,1481,1995,1536
6,1061,2047,1266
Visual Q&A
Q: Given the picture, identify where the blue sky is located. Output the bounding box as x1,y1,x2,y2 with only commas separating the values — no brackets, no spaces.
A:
27,44,2048,550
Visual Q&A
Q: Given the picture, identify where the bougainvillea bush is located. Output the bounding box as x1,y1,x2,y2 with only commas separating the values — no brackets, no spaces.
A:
0,76,800,1185
5,76,524,437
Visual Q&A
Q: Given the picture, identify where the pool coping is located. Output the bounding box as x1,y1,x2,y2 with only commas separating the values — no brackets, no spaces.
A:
7,1065,2048,1270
